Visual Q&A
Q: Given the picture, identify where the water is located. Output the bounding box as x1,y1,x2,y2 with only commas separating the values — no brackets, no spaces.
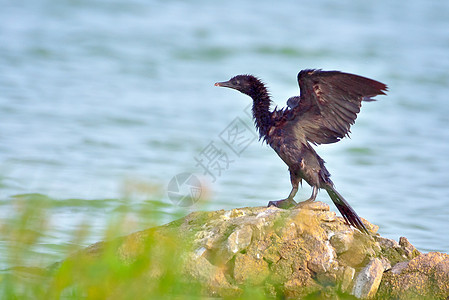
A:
1,0,449,267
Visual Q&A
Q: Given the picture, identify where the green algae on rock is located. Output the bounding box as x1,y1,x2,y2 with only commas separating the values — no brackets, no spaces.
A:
52,202,449,299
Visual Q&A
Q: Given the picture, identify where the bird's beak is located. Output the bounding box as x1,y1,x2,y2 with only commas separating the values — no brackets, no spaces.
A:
214,80,234,89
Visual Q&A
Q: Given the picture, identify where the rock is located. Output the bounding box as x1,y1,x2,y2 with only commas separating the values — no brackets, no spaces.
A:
307,238,336,274
432,258,449,299
330,231,354,254
389,261,409,274
283,269,321,298
226,224,253,254
301,201,330,211
377,252,449,299
374,235,420,266
233,252,269,285
52,202,449,299
352,258,384,299
407,251,446,273
270,257,294,284
379,256,392,271
184,254,239,295
337,232,377,267
341,266,356,293
399,236,421,259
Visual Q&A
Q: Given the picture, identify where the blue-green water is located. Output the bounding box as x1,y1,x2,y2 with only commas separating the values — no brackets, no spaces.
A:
1,0,449,267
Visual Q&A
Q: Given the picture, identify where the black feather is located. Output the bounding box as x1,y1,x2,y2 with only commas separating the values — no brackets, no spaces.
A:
215,69,387,234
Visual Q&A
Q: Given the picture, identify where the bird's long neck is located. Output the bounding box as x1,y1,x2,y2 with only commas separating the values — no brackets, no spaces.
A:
249,83,272,139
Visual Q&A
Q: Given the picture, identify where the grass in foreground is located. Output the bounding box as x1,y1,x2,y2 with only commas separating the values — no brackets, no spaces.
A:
0,194,270,299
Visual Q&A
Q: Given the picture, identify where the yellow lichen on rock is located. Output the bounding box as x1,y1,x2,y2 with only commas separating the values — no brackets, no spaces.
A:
56,202,448,299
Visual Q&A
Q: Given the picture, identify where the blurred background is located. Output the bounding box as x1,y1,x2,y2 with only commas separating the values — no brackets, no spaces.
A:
1,0,448,267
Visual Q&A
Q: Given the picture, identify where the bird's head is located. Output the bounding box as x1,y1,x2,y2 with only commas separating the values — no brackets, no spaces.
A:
214,75,262,97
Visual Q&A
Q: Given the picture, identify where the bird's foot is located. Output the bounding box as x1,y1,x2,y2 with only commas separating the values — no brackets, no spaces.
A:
293,198,315,209
267,198,297,209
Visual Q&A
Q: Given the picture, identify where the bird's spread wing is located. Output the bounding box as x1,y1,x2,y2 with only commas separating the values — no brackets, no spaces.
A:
289,69,387,145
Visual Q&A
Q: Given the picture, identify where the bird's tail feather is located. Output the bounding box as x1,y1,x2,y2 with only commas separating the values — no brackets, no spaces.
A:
325,186,368,234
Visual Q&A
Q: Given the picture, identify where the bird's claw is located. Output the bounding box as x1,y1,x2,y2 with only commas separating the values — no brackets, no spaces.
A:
267,198,297,209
